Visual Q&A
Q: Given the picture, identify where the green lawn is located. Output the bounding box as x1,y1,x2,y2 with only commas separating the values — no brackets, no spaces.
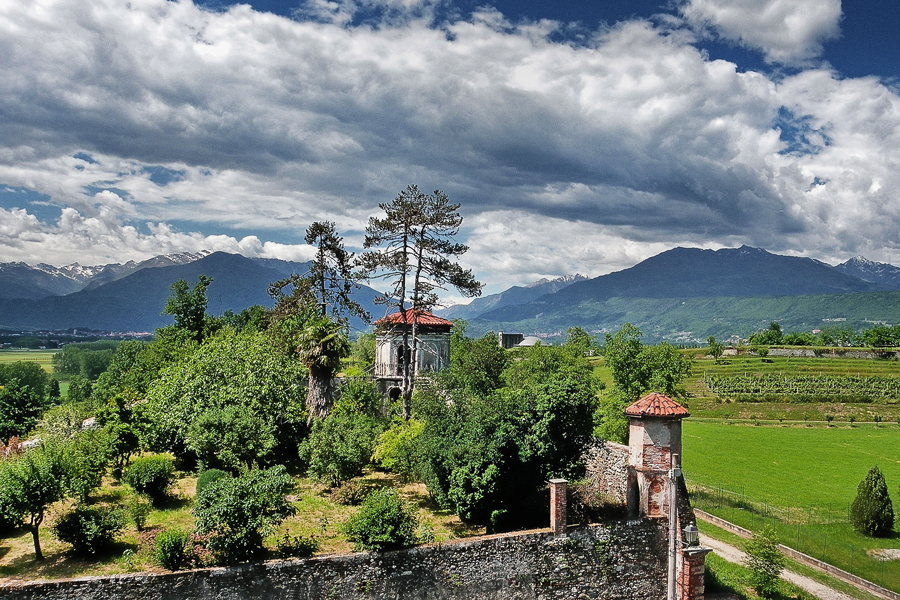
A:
0,350,58,373
684,420,900,592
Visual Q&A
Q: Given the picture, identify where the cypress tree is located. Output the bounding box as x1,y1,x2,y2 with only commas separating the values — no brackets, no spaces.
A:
850,465,894,536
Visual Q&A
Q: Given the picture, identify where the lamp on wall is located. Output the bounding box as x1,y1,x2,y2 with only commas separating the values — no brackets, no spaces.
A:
682,524,700,547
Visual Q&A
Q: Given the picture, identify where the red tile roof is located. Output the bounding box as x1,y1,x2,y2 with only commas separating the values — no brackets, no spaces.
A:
624,392,690,418
375,310,454,327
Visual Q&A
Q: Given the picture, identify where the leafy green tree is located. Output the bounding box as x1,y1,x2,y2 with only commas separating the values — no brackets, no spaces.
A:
565,326,599,356
0,442,67,560
861,325,900,348
373,417,425,482
593,389,631,445
360,185,482,416
0,361,52,440
438,326,509,397
300,411,385,487
749,322,784,346
348,333,376,375
61,428,113,503
344,488,419,552
186,406,276,472
94,392,142,475
220,305,268,332
707,336,725,363
743,525,785,598
92,335,196,403
503,343,594,390
51,343,116,381
142,331,305,467
66,375,92,403
193,465,295,563
416,373,596,526
598,324,692,444
0,379,46,441
782,331,815,346
850,465,894,536
162,275,214,343
0,361,49,400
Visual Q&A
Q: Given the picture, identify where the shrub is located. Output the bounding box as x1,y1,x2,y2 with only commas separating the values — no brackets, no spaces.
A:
196,469,230,495
154,529,189,570
275,530,320,558
123,455,175,505
300,412,385,487
372,417,424,482
743,525,784,598
334,378,384,418
193,465,295,563
126,494,152,531
52,504,126,555
850,465,894,536
344,488,419,552
329,480,373,506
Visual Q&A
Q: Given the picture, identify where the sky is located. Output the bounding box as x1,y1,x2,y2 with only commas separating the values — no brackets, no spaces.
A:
1,0,899,302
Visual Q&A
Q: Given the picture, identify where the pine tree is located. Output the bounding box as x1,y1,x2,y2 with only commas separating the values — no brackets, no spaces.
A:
359,185,482,417
850,465,894,536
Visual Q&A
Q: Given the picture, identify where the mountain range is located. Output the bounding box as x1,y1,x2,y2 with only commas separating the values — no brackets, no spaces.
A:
4,246,900,341
0,252,380,333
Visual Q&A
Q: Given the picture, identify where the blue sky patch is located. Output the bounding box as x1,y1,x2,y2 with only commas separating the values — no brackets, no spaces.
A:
142,166,186,187
0,185,61,223
774,107,830,156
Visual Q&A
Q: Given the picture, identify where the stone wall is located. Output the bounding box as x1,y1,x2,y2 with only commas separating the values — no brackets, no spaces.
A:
724,347,897,360
584,438,629,503
1,521,668,600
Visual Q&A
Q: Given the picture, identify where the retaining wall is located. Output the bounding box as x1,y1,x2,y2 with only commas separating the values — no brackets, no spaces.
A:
1,520,668,600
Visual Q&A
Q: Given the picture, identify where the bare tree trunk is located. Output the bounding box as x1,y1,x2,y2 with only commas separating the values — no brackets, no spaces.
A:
306,367,335,421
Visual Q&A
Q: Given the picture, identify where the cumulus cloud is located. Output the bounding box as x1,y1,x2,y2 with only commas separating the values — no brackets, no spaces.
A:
679,0,842,65
0,0,898,293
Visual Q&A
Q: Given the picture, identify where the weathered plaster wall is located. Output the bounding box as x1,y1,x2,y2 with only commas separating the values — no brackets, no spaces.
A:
1,521,668,600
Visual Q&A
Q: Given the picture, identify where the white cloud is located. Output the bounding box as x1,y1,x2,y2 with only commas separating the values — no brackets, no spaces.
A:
0,0,898,293
679,0,841,65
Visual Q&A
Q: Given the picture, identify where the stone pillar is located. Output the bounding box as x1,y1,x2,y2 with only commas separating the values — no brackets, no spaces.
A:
678,547,712,600
549,479,567,536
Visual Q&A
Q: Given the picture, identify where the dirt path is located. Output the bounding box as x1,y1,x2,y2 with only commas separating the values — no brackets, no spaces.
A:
700,533,858,600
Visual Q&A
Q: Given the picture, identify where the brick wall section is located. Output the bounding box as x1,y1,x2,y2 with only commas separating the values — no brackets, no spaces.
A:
1,521,668,600
678,547,712,600
583,438,629,503
549,479,567,535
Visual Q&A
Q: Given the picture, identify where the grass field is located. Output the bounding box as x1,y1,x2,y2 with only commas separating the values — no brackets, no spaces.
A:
0,350,58,373
684,420,900,592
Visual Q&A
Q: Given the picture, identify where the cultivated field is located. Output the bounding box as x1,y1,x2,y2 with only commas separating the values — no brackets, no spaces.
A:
684,420,900,592
0,350,58,373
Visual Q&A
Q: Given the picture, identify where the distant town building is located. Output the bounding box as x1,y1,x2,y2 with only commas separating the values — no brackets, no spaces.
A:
498,331,524,349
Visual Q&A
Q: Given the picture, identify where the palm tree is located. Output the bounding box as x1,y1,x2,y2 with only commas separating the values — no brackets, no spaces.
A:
296,316,351,420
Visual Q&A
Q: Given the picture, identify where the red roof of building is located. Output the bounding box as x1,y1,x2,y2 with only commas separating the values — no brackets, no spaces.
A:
624,392,690,419
375,310,454,327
